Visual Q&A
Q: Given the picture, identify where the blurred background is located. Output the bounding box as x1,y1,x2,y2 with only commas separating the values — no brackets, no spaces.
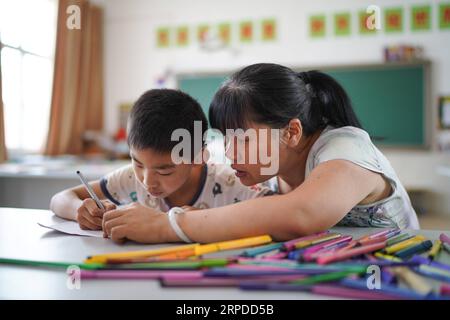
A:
0,0,449,229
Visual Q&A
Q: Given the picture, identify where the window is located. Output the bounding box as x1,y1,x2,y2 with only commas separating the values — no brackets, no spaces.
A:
0,0,57,154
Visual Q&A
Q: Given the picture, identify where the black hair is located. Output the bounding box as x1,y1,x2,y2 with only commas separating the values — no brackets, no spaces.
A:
209,63,361,135
127,89,208,156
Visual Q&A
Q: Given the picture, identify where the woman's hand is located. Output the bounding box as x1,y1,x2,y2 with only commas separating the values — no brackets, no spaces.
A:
102,202,177,244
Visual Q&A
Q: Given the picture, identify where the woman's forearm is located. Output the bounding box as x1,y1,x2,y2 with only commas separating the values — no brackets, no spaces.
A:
164,160,377,244
49,190,82,221
174,194,313,243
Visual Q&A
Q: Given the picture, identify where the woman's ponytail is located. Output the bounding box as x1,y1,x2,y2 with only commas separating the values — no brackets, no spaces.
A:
297,71,362,132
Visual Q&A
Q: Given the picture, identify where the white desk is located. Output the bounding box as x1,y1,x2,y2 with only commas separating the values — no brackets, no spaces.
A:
0,208,446,300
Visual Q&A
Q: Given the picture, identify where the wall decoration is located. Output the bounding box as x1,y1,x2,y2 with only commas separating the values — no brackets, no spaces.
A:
261,19,276,41
411,5,431,31
156,27,170,48
439,2,450,29
334,12,351,36
309,15,326,38
218,23,231,44
240,21,253,42
359,10,378,35
384,7,403,33
176,26,189,46
439,96,450,129
197,24,209,42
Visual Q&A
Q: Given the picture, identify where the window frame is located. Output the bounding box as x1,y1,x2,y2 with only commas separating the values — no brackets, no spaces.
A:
0,2,56,156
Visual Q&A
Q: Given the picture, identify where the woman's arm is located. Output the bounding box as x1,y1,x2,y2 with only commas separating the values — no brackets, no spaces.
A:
173,159,383,242
102,159,385,243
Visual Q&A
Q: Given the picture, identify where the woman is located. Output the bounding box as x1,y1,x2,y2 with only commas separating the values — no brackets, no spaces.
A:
102,63,419,243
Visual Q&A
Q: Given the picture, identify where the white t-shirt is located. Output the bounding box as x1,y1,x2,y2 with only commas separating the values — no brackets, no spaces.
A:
100,162,274,211
305,126,420,229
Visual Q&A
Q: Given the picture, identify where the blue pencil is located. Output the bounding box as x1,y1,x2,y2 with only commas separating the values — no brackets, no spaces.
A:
240,282,311,291
394,240,433,259
414,264,450,283
410,255,450,273
340,278,440,300
287,249,306,260
240,243,284,257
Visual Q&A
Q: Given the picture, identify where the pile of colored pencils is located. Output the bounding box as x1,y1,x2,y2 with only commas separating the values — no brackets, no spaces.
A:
2,230,450,299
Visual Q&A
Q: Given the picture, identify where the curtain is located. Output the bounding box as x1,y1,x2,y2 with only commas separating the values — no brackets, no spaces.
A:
45,0,104,155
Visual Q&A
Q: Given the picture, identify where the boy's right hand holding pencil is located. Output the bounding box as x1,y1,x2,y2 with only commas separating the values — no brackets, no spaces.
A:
76,198,116,230
74,171,117,231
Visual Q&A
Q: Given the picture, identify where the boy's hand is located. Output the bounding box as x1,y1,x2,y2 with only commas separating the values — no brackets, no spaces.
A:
76,199,116,230
102,202,170,244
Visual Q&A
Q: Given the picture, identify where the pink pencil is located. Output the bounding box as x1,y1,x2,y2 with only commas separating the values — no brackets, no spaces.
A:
258,251,289,260
283,231,330,250
303,241,353,262
440,233,450,246
361,228,397,240
316,241,387,265
237,257,301,266
303,235,353,256
162,275,306,287
227,264,298,271
80,270,203,280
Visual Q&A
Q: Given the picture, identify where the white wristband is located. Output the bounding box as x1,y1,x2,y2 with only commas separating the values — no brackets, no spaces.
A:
167,207,192,243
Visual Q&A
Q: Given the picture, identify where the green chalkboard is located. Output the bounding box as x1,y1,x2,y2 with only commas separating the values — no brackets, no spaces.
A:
178,75,227,117
178,62,428,147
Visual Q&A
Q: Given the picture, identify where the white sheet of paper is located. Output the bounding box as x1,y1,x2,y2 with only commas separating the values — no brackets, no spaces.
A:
38,220,104,238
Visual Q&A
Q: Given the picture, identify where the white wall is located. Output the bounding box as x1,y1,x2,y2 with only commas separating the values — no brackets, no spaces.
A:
101,0,450,215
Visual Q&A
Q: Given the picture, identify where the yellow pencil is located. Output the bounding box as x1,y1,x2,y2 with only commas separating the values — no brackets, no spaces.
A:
374,252,402,262
389,267,433,295
428,240,442,260
294,233,342,249
194,235,272,256
84,244,199,264
384,235,426,254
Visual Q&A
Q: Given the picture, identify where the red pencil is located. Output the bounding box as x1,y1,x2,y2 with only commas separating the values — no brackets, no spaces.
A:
441,284,450,296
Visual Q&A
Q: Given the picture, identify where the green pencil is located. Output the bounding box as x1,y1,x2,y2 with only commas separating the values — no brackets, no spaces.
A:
442,242,450,254
0,257,104,270
290,267,366,285
108,258,230,270
386,233,411,246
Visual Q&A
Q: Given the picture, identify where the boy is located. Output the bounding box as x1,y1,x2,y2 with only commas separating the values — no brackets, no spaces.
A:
50,89,272,243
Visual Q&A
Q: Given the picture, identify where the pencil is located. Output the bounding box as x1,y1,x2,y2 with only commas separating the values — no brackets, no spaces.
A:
76,170,105,210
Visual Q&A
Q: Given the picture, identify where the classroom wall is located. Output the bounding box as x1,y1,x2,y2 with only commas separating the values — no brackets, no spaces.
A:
100,0,450,216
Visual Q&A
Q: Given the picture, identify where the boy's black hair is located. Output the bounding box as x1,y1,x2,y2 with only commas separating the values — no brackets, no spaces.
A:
127,89,208,156
209,63,362,135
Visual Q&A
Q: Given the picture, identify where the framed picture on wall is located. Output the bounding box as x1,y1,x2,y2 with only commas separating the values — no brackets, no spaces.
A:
439,96,450,129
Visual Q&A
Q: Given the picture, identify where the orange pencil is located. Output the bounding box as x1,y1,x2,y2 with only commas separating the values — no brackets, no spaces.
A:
106,249,197,264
